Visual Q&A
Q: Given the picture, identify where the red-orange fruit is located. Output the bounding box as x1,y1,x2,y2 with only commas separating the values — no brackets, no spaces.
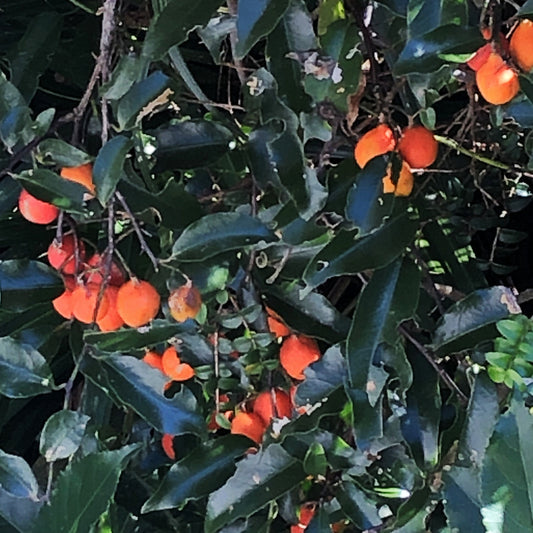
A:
71,283,110,324
143,350,164,371
230,411,267,444
161,346,195,381
84,253,125,286
47,234,85,275
52,290,74,319
397,125,438,168
353,124,396,168
476,53,520,105
265,306,290,338
253,389,292,425
382,161,414,197
18,189,59,225
168,284,202,322
510,19,533,72
467,42,493,71
96,286,124,332
290,503,316,533
60,163,95,194
280,334,321,380
161,433,175,460
116,279,160,327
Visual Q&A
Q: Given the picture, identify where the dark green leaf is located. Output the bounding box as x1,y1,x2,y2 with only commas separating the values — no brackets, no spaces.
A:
518,1,533,16
81,354,204,435
172,212,277,261
0,449,38,499
198,15,236,64
0,337,55,398
303,211,419,292
36,139,91,168
235,0,290,59
205,443,306,533
39,410,90,462
32,447,136,533
433,286,520,355
0,486,40,533
142,435,250,512
151,120,234,170
100,54,144,101
0,260,63,311
93,135,132,204
336,481,382,530
407,0,467,37
141,0,225,61
0,74,26,121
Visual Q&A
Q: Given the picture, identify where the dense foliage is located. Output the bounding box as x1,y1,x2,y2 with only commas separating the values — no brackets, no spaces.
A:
2,0,533,531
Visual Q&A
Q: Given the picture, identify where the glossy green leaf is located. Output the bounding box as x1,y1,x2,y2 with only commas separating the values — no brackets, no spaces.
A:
235,0,290,59
0,486,40,533
303,442,328,477
39,410,90,462
151,120,234,170
0,260,63,311
141,0,225,61
518,1,533,16
198,15,236,64
433,286,520,355
0,449,38,499
172,212,276,261
15,169,87,213
93,135,132,205
303,211,419,292
205,443,306,533
336,481,382,530
7,12,62,101
0,337,55,398
81,354,204,436
32,447,136,533
0,73,26,121
407,0,467,37
142,435,250,512
100,54,143,101
36,139,91,168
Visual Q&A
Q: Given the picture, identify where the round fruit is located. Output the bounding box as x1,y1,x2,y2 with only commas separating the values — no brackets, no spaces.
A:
161,433,175,460
60,163,95,194
510,19,533,72
47,234,85,275
18,189,59,225
116,279,160,327
52,290,74,319
253,389,292,425
230,411,267,444
467,42,492,71
84,253,125,286
280,334,321,380
143,350,164,371
96,286,124,332
397,125,438,168
476,53,519,105
382,161,414,197
161,346,195,381
265,306,290,338
71,283,110,324
168,284,202,322
353,124,396,168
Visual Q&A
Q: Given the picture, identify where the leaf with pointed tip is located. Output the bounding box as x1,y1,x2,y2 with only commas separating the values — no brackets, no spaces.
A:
40,410,90,462
36,139,91,168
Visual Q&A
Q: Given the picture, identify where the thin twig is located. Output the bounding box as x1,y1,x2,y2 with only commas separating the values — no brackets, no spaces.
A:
226,0,247,85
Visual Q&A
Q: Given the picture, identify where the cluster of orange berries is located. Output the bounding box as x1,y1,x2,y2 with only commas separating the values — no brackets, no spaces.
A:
467,19,533,105
353,123,438,196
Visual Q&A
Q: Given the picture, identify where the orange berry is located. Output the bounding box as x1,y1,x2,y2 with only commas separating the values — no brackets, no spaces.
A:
96,286,124,332
382,161,414,197
467,42,493,71
291,503,316,532
161,433,175,460
230,411,266,444
253,389,292,425
280,334,321,380
476,53,519,105
60,163,95,194
510,19,533,72
52,289,74,319
71,283,110,324
397,125,438,168
143,350,164,371
116,279,160,327
84,253,125,286
161,346,195,381
168,284,202,322
265,306,290,338
18,189,59,225
353,124,396,168
47,234,85,275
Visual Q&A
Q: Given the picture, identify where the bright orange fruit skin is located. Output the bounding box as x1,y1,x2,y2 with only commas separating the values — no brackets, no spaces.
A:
168,284,202,322
116,279,160,327
161,433,176,460
476,53,520,105
96,286,124,332
353,124,396,168
161,346,195,381
510,19,533,72
253,389,292,425
84,253,125,287
230,411,267,444
382,161,414,197
280,334,321,380
397,126,438,168
60,163,95,194
143,350,164,371
52,290,74,319
71,283,110,324
47,234,85,275
18,189,59,225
